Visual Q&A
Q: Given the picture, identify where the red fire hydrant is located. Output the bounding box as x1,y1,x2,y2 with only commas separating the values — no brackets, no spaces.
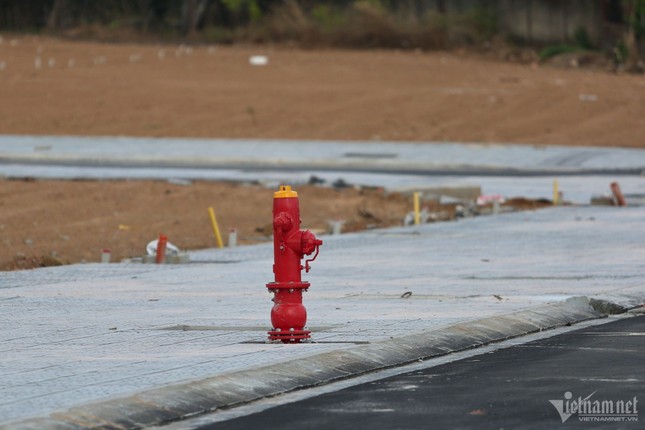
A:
266,185,323,343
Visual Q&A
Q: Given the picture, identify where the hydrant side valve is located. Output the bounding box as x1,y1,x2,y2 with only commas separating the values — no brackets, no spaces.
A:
266,185,323,343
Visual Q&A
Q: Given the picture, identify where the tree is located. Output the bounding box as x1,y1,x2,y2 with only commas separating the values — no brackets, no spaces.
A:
183,0,209,36
47,0,69,30
622,0,644,72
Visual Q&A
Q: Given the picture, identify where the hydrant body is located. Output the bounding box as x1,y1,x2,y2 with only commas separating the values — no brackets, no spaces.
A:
267,186,322,343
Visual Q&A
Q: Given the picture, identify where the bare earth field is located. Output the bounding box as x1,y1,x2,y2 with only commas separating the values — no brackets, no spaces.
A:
0,36,642,270
0,179,416,270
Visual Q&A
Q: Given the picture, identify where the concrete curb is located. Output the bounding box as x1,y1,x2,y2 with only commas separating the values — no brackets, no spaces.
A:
589,292,645,314
2,154,643,177
5,295,642,430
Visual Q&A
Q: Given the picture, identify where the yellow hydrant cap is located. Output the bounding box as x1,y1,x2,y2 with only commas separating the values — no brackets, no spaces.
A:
274,185,298,199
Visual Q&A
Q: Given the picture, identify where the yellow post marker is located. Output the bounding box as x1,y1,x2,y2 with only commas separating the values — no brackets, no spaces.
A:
553,179,559,205
413,192,421,225
208,207,224,249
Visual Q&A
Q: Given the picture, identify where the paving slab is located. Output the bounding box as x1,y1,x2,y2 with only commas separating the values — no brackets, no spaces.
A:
1,205,644,428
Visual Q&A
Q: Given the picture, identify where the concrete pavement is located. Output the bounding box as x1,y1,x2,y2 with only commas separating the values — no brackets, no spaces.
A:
1,136,644,205
1,136,644,428
1,205,644,429
1,135,643,175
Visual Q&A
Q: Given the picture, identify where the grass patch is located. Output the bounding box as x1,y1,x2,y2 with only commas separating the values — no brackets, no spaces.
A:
538,44,582,62
538,26,598,62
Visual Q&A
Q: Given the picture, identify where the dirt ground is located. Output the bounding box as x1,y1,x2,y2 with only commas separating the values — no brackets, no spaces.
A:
0,36,642,270
1,36,644,146
0,179,417,270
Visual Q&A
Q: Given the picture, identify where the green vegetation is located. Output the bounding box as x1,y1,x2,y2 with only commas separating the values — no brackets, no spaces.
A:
538,44,583,62
573,26,594,50
0,0,500,49
0,0,641,71
538,27,595,62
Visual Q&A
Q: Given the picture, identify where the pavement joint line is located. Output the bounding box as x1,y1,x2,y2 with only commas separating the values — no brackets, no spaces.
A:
6,294,645,430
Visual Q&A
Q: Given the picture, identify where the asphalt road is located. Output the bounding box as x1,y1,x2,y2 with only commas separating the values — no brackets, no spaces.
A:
205,315,644,430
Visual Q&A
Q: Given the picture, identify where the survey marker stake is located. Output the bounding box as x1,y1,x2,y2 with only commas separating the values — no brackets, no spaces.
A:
208,207,224,248
156,234,168,264
610,182,627,207
413,191,421,225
